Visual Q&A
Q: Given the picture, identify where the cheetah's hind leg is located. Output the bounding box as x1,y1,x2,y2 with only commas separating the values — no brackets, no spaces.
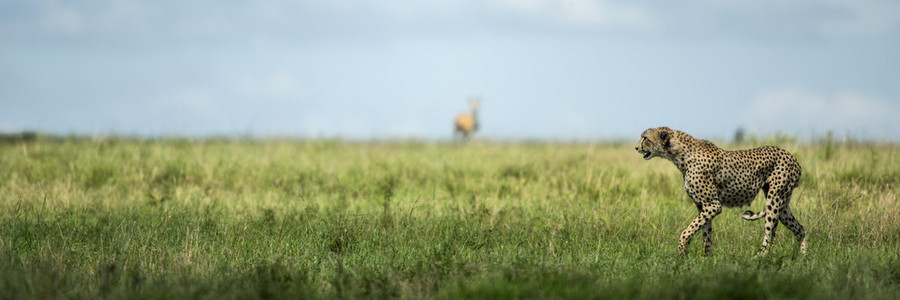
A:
779,204,808,255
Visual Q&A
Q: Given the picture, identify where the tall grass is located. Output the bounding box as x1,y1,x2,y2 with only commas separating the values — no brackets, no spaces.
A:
0,137,898,299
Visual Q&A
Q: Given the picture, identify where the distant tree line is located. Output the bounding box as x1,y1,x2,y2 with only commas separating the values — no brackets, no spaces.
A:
0,131,37,144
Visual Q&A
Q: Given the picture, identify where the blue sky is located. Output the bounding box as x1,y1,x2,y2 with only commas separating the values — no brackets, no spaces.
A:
2,0,899,141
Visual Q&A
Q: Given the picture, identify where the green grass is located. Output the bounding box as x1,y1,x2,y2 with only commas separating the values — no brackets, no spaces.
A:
1,137,898,299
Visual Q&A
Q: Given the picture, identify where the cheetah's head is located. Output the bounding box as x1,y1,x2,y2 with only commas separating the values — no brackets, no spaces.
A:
635,127,673,160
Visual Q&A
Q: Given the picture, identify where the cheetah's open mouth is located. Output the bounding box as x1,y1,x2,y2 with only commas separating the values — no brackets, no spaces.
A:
641,151,652,160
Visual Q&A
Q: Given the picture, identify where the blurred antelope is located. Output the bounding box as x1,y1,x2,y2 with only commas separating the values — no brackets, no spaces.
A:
454,98,480,141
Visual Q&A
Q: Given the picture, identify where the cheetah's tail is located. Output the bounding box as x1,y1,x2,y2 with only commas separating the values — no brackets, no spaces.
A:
741,210,765,221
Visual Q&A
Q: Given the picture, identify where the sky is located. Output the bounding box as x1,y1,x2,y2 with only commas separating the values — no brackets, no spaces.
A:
2,0,899,141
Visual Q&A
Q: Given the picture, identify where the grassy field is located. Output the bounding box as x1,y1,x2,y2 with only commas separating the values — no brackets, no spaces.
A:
0,136,898,299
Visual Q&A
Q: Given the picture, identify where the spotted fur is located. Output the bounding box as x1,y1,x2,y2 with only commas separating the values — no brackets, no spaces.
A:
635,127,808,256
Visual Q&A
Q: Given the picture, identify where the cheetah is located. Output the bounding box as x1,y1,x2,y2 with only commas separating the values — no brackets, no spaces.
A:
634,126,808,256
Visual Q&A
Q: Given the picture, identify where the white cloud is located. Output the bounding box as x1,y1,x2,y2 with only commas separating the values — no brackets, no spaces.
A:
18,0,900,43
39,0,84,36
818,0,900,36
32,0,155,38
491,0,658,31
688,0,900,38
745,87,899,138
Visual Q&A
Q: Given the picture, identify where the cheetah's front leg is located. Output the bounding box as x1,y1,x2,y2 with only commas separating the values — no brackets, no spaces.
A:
678,203,722,255
693,202,714,256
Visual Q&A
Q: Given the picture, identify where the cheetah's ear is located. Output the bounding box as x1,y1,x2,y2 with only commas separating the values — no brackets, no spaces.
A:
658,130,671,149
